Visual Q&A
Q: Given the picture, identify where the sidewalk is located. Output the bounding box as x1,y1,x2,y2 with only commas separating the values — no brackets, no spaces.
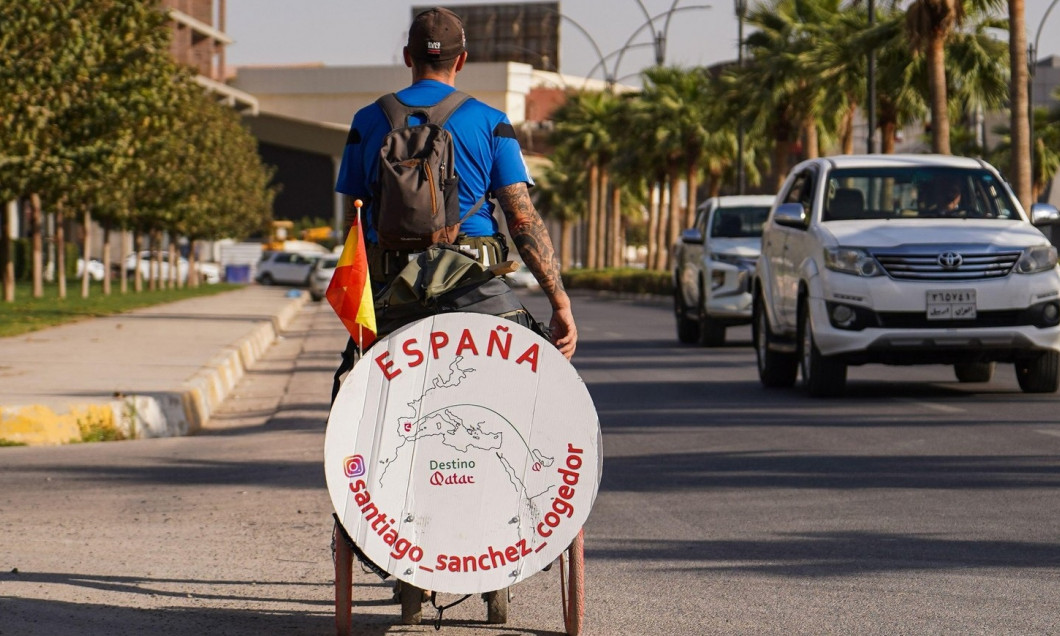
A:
0,285,309,445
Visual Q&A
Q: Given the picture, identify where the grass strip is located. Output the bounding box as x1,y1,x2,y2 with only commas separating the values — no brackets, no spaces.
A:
0,282,243,338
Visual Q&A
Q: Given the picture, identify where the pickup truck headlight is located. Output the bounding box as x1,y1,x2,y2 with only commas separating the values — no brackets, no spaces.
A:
823,247,882,277
710,253,756,269
1014,245,1059,274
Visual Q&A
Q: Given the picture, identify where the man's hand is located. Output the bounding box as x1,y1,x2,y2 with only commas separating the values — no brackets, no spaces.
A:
494,182,578,359
549,304,577,359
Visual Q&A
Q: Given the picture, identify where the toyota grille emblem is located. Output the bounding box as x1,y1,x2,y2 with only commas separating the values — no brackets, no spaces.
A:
938,251,963,269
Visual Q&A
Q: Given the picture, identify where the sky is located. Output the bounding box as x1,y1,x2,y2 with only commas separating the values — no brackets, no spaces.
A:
224,0,1060,85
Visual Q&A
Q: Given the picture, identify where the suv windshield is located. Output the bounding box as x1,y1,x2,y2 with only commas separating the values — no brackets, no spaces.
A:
823,168,1021,222
710,205,772,238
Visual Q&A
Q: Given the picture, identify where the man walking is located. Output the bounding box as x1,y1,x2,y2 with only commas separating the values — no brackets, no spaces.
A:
335,6,577,359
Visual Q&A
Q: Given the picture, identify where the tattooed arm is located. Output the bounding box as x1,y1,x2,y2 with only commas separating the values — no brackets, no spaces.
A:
495,182,577,359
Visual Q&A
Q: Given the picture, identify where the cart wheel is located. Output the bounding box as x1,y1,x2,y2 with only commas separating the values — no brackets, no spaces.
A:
560,529,585,636
485,587,509,624
333,524,353,636
400,582,424,625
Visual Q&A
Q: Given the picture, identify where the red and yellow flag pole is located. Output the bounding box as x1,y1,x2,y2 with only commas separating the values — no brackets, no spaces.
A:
326,199,377,351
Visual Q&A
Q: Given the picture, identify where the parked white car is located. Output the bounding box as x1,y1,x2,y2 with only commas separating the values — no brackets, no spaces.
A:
124,251,189,282
673,195,775,345
256,251,319,286
123,251,220,284
753,154,1060,396
76,258,107,281
308,254,340,301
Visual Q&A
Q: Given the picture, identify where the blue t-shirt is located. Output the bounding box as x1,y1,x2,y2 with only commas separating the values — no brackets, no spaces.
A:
335,79,532,241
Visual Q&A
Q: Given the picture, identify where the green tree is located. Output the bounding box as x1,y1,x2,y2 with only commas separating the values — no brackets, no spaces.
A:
550,91,622,269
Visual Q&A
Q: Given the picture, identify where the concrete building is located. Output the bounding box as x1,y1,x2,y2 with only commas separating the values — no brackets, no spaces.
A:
229,63,612,234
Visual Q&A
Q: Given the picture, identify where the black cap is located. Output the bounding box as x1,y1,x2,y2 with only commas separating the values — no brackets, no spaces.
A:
407,7,466,61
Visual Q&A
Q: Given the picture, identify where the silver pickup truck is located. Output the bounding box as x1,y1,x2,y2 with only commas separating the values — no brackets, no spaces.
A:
672,195,775,346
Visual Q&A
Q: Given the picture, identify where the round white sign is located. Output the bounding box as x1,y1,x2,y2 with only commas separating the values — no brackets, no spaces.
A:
324,312,602,594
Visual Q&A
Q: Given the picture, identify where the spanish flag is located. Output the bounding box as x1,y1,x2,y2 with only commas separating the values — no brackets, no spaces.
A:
327,202,376,350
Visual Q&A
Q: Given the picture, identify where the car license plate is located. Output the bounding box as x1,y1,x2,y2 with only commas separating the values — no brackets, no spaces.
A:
926,289,977,320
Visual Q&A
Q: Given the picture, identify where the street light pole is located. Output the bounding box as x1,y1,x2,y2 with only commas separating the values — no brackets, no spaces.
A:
735,0,746,194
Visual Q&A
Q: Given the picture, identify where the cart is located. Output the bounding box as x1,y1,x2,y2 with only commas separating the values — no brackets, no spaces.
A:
332,524,584,634
324,313,598,634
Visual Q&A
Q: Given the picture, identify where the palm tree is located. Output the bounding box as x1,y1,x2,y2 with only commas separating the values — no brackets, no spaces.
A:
990,101,1060,202
550,91,622,269
533,157,587,271
735,0,833,189
814,2,870,154
1007,0,1031,208
904,0,1005,154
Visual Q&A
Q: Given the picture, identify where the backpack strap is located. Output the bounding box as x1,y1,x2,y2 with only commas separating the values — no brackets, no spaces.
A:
376,90,470,130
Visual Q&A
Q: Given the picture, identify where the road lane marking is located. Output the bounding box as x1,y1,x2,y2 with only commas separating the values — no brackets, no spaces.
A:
1034,428,1060,438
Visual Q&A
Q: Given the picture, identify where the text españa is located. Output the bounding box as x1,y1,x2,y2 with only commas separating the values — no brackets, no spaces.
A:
375,325,541,380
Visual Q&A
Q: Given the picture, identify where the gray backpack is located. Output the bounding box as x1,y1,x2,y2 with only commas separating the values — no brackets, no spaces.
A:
373,91,469,250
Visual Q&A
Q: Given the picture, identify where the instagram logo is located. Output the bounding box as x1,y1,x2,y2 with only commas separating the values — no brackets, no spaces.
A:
343,455,366,478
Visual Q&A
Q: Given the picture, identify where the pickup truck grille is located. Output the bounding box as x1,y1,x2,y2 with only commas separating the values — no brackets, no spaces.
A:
873,249,1021,281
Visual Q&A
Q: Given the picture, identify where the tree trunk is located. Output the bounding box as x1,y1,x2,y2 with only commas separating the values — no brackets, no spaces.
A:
168,240,180,289
30,193,43,298
1009,0,1032,207
102,222,112,296
773,140,793,192
841,102,857,155
881,120,898,154
927,34,951,154
56,205,66,300
647,182,661,271
803,117,819,160
1,200,12,302
81,209,91,299
597,169,610,269
560,217,573,271
585,163,599,270
667,167,682,271
149,231,160,291
685,163,699,230
134,232,144,293
708,171,722,198
120,229,129,294
654,178,671,272
187,239,199,288
610,186,622,267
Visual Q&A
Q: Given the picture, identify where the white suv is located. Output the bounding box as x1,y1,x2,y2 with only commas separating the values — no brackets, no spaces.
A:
752,154,1060,396
673,195,775,346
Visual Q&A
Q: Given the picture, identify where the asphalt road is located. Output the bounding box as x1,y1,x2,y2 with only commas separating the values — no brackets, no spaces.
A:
2,289,1060,635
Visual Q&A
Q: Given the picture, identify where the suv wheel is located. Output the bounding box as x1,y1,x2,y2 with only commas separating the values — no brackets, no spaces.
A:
674,281,700,344
953,361,995,383
1016,351,1060,393
799,297,846,397
259,272,274,286
753,293,797,387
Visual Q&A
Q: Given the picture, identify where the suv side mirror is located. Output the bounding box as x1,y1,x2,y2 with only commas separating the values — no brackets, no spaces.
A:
680,228,704,244
1030,203,1060,226
773,202,808,228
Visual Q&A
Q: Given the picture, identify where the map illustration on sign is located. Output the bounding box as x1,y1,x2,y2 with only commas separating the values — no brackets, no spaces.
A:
325,313,601,594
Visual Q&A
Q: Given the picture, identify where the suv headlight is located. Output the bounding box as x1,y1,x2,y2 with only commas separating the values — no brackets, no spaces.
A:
823,247,883,277
1014,245,1059,274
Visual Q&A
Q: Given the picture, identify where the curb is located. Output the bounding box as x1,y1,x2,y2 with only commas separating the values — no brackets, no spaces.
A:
0,291,309,445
